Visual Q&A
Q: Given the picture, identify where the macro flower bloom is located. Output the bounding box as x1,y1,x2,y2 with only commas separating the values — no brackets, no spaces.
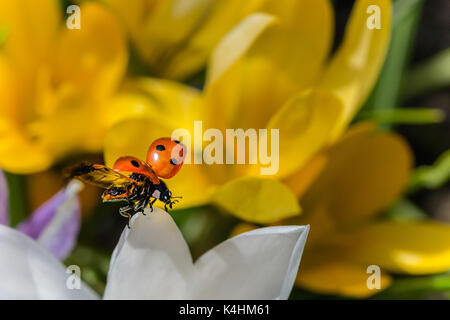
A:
103,0,393,222
0,208,309,299
0,170,82,260
0,1,128,173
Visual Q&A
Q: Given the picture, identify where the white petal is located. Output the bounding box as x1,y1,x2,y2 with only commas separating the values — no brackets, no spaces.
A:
104,208,194,299
0,225,98,299
105,208,309,300
191,225,310,299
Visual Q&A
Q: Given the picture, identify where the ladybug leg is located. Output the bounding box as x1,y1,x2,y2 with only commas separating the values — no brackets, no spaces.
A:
149,198,157,212
134,199,146,213
126,213,132,229
140,200,147,216
140,198,149,216
119,205,134,229
119,204,134,218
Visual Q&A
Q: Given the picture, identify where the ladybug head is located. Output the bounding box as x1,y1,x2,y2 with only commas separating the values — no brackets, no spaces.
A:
146,137,186,179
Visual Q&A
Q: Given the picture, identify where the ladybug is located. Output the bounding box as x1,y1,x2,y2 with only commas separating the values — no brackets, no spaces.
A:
67,137,187,227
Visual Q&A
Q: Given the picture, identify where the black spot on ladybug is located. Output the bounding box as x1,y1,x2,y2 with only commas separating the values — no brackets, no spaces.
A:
173,140,181,144
156,145,166,151
170,158,178,165
131,160,140,167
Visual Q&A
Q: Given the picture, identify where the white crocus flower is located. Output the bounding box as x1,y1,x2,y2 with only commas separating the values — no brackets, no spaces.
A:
0,208,309,299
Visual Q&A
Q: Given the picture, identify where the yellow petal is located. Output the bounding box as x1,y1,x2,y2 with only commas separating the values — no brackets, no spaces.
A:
0,121,52,173
0,0,61,74
204,13,276,130
100,78,203,137
104,0,267,79
152,0,269,79
0,54,20,120
319,0,392,139
205,0,334,130
169,164,214,209
297,249,393,298
262,89,343,178
102,93,167,130
104,0,213,78
28,97,106,156
104,118,172,167
53,3,127,100
301,123,412,225
337,221,450,275
283,154,328,199
101,77,202,154
116,77,203,126
205,13,277,88
211,176,300,224
102,76,203,151
281,202,336,248
229,223,258,238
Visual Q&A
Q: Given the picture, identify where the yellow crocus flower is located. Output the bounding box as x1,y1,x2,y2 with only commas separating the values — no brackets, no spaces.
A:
102,0,269,80
0,1,127,173
104,0,392,222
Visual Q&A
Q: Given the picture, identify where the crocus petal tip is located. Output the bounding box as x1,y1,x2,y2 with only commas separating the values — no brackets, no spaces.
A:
66,180,84,194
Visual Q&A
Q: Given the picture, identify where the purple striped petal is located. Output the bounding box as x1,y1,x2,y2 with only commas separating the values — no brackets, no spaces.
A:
0,170,9,226
17,181,83,260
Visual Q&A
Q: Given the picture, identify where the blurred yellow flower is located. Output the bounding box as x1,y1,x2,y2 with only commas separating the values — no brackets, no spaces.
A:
0,1,127,173
234,123,450,297
104,0,393,223
103,0,269,80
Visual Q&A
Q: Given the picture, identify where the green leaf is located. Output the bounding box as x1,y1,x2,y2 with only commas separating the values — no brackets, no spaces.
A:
358,108,445,124
361,0,424,128
408,149,450,193
372,272,450,299
401,48,450,100
385,198,427,221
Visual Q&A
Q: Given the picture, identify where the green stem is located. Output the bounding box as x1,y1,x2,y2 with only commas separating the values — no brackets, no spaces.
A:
359,108,445,124
361,0,424,129
401,48,450,100
3,172,28,226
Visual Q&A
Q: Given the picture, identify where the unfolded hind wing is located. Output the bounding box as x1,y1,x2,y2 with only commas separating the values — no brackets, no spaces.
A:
66,162,137,189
